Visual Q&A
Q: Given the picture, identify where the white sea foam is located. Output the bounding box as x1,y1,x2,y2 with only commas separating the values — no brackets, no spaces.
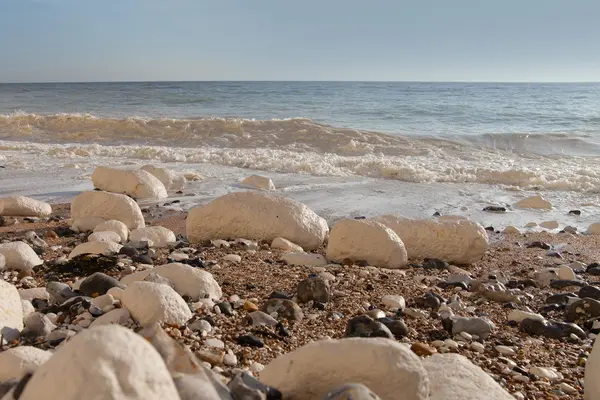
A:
1,113,600,192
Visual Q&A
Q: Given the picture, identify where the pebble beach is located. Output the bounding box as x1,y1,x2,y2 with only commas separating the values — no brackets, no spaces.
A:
1,166,600,400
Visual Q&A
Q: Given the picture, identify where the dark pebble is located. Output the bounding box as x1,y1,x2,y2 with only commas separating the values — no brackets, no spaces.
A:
13,372,33,399
539,304,565,314
78,272,124,296
345,315,394,339
483,206,506,213
184,258,206,268
31,298,48,309
268,291,291,300
588,268,600,276
296,277,331,303
549,280,586,289
119,246,139,257
546,251,563,258
313,301,326,310
527,241,551,250
568,210,582,215
377,317,409,338
217,302,234,316
579,286,600,300
438,281,469,291
423,258,449,270
546,292,577,305
433,212,441,217
503,302,518,309
132,254,153,264
237,335,264,347
276,322,291,337
54,226,74,237
566,298,600,322
485,226,495,231
519,318,586,339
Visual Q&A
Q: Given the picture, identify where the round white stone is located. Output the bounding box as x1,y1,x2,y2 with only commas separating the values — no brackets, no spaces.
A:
122,281,192,326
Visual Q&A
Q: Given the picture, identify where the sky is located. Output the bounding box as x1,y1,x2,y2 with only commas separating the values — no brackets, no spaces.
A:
1,0,600,83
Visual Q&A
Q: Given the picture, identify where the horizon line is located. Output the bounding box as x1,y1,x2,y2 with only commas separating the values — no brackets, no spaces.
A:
1,79,600,85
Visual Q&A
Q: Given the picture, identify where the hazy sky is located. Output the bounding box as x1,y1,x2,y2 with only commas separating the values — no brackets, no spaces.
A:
1,0,600,82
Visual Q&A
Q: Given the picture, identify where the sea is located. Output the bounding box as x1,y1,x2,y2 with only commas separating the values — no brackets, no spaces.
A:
1,81,600,229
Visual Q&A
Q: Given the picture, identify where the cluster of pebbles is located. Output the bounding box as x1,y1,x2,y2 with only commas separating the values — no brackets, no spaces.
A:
1,189,600,399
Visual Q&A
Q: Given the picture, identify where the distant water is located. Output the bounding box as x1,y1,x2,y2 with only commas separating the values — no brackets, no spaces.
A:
1,81,600,192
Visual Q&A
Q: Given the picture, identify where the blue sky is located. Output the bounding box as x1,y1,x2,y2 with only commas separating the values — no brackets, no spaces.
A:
1,0,599,82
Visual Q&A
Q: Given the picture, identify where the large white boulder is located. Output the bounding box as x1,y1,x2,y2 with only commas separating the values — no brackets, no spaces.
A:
94,220,129,242
326,219,408,269
0,346,52,381
422,353,513,400
71,191,145,230
71,216,107,233
88,231,123,243
122,281,192,326
0,196,52,217
140,165,186,192
586,332,600,399
372,215,488,264
241,175,276,190
260,338,428,400
186,192,328,250
91,166,168,200
0,280,23,343
514,195,552,210
154,263,222,301
130,226,176,248
69,241,123,259
20,325,180,400
0,241,43,271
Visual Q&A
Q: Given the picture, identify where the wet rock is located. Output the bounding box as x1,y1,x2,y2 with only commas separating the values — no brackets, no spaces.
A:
565,298,600,322
261,298,304,321
345,315,394,339
519,318,585,339
297,277,331,303
78,272,124,296
483,206,506,213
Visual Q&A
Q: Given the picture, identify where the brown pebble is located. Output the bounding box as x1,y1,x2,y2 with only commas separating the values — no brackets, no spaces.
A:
196,349,224,366
44,230,59,239
243,300,259,312
411,342,437,357
17,270,33,279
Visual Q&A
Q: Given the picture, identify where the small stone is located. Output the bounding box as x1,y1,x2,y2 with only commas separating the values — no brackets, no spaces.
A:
423,258,449,270
243,300,259,312
223,254,241,263
78,272,123,297
365,309,386,320
223,353,237,366
411,342,437,357
237,335,264,347
297,277,331,303
261,298,304,321
377,317,409,339
559,382,577,394
471,342,485,352
204,338,225,349
381,295,405,310
495,345,516,356
217,302,234,316
247,311,278,326
345,315,393,339
483,206,506,213
188,319,212,333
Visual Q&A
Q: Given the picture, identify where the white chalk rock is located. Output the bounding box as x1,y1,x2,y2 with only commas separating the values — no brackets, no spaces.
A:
130,226,176,248
186,192,328,251
558,266,577,281
0,280,23,343
585,334,600,399
0,196,52,217
91,166,168,200
540,220,559,229
21,299,35,317
587,223,600,235
71,216,107,233
382,295,406,310
0,346,52,381
20,325,180,400
271,237,304,252
154,263,222,301
282,252,327,267
140,165,186,191
371,215,488,264
90,308,133,327
514,195,552,210
260,338,428,399
422,353,513,400
507,310,545,323
69,241,122,259
88,231,122,243
326,219,408,269
241,175,276,190
122,281,192,326
0,241,43,271
94,220,129,242
503,226,521,234
120,270,154,286
18,287,50,302
71,191,145,230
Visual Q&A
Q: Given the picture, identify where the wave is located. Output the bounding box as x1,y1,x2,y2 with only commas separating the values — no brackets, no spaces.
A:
1,112,600,192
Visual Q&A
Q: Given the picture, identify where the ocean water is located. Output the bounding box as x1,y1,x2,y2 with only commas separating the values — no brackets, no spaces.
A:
1,81,600,229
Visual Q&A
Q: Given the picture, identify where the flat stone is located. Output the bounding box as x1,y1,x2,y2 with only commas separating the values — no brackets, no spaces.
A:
78,272,124,296
261,298,304,321
345,315,394,339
